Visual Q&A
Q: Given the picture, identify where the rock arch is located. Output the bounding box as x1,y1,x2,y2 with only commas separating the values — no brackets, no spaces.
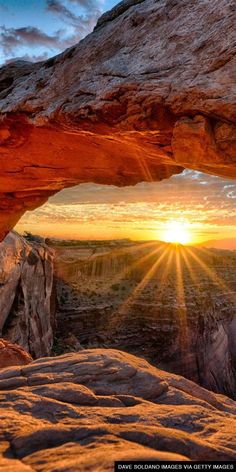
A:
0,0,235,239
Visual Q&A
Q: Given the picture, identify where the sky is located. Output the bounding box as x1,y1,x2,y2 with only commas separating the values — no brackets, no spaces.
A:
0,0,116,64
1,1,236,246
15,171,236,245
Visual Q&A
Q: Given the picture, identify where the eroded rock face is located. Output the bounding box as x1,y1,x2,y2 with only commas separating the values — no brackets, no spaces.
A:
0,349,235,470
0,338,32,368
0,0,235,239
53,241,236,398
0,232,55,358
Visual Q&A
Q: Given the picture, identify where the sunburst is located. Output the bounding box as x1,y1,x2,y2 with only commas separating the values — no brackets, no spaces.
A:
107,239,236,341
162,221,191,245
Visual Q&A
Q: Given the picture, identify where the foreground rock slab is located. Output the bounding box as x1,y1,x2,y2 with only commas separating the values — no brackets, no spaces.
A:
0,232,55,358
0,0,235,239
0,349,235,470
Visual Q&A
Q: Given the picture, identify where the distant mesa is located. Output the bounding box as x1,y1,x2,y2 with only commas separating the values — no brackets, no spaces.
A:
197,238,236,250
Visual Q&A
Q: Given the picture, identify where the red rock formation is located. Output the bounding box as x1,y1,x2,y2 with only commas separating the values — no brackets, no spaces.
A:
0,349,235,470
0,232,55,358
0,0,235,239
0,339,32,368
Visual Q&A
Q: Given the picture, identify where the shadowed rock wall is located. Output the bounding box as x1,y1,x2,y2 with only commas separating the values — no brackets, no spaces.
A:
0,232,55,358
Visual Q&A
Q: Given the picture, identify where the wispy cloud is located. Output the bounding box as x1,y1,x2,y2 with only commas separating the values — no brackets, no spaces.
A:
69,0,100,7
0,0,102,64
45,0,101,30
15,171,236,242
5,52,49,63
0,25,62,56
46,0,81,26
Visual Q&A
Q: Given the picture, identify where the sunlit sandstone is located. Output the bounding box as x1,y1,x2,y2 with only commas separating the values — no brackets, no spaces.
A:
0,0,235,240
0,349,235,470
0,339,32,368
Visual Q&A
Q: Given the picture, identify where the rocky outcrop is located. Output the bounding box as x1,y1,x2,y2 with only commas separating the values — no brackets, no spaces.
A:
0,339,32,368
0,0,235,239
0,349,235,470
0,232,55,358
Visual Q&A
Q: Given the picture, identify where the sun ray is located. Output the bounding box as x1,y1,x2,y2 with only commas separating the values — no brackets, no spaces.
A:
175,248,188,343
121,246,170,308
101,242,166,290
57,240,161,288
157,246,175,300
180,246,201,295
134,146,154,182
108,245,170,331
185,247,236,305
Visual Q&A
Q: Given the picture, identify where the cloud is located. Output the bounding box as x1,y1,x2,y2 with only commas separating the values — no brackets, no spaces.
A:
49,171,236,207
46,0,101,30
0,25,62,56
0,0,102,65
46,0,80,26
18,170,233,241
68,0,95,5
5,52,49,64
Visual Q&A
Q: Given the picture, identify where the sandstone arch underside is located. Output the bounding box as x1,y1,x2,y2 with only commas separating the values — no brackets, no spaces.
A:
0,0,235,240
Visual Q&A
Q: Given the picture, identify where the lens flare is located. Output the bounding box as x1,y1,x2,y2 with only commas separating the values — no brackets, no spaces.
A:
162,221,191,245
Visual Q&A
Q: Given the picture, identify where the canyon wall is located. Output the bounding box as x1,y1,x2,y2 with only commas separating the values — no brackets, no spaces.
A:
0,0,235,239
53,242,236,398
0,232,55,358
1,233,234,397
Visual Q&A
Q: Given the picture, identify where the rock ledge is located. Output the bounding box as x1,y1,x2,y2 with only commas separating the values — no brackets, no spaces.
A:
0,349,235,470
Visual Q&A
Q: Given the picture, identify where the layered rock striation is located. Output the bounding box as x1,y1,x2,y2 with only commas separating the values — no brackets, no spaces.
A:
0,232,55,358
0,349,235,470
0,0,235,239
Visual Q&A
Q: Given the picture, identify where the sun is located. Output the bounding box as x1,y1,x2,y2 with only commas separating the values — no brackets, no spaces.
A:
162,221,191,245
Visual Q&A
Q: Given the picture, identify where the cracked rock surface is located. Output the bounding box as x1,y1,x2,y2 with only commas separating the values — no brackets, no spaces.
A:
0,232,55,358
0,0,235,239
0,349,235,470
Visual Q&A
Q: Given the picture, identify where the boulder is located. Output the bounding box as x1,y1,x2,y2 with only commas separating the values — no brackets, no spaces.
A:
0,339,32,368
